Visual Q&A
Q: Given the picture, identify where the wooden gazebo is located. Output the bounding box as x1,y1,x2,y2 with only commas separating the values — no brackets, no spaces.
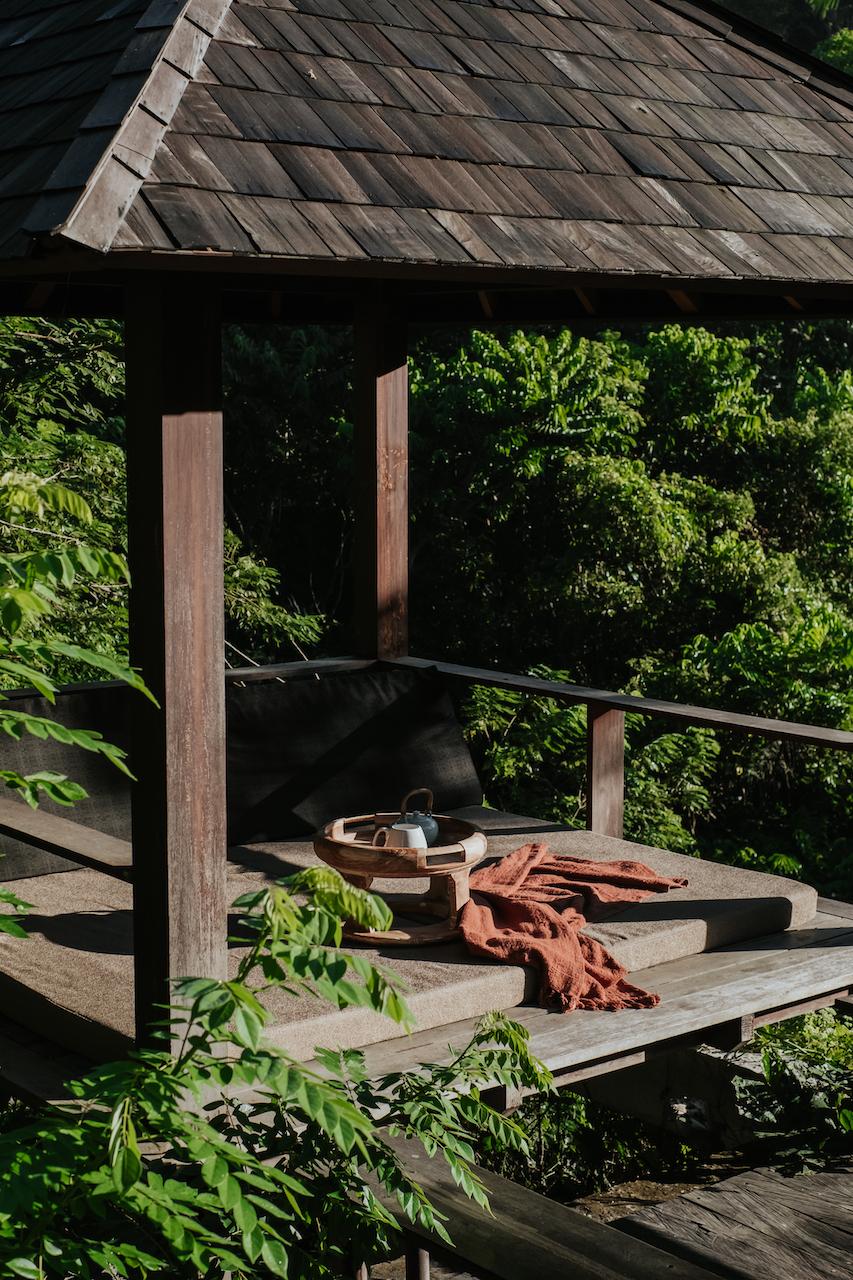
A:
1,0,853,1073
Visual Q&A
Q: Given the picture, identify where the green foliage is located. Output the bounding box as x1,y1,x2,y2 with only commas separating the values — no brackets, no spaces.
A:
756,1007,853,1070
641,325,771,479
0,469,157,937
733,1011,853,1169
476,1088,699,1203
0,871,550,1278
0,317,321,678
404,324,853,895
0,471,152,817
464,676,719,854
816,25,853,68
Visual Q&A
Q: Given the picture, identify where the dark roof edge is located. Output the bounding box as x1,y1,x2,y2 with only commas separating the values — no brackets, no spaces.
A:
25,0,233,255
657,0,853,111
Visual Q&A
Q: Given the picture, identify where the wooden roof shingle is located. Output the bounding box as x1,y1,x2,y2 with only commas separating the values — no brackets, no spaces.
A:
5,0,853,286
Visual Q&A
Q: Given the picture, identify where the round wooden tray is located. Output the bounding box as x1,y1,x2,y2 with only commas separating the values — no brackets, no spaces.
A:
313,812,487,945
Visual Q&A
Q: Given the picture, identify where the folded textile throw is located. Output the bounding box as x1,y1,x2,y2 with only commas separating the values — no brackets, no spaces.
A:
459,842,688,1012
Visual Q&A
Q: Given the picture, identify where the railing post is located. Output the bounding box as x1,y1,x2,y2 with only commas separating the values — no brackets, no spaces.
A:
586,704,625,839
405,1245,430,1280
353,305,409,659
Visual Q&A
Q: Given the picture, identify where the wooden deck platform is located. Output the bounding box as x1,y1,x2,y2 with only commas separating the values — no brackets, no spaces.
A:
619,1160,853,1279
3,899,853,1108
358,899,853,1095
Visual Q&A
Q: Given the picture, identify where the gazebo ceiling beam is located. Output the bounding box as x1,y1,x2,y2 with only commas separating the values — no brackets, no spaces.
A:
124,283,228,1042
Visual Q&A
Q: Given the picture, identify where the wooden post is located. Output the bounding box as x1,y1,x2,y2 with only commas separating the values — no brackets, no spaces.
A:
125,284,227,1042
405,1245,430,1280
353,308,409,658
586,704,625,839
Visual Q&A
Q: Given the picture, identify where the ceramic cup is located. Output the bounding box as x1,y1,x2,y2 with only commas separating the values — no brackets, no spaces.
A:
372,822,428,849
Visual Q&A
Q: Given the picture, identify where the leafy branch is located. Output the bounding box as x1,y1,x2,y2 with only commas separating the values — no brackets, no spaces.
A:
0,870,549,1279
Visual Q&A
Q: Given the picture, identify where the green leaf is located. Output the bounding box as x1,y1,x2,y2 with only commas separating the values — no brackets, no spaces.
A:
262,1240,290,1276
7,1261,42,1279
218,1175,242,1212
112,1145,142,1193
202,1154,229,1188
234,1006,263,1050
42,642,157,704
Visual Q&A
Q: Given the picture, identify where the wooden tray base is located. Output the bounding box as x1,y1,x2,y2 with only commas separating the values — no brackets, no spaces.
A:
314,811,487,946
341,868,470,946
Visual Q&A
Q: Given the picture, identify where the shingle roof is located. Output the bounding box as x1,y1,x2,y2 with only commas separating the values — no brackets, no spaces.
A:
5,0,853,286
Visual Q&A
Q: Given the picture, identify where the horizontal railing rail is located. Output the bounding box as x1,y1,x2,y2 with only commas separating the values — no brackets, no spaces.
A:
391,656,853,750
390,655,853,840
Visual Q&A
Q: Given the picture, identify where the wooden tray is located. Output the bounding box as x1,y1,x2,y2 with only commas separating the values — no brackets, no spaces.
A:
313,812,487,945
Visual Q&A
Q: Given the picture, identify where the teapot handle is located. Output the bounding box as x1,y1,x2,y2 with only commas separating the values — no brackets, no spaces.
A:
400,786,434,816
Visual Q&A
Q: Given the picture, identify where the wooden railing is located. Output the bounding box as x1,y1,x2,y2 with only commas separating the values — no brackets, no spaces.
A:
390,656,853,840
0,654,850,873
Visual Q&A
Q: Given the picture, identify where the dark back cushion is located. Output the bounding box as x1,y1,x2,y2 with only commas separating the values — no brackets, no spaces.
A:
0,667,482,874
226,666,483,841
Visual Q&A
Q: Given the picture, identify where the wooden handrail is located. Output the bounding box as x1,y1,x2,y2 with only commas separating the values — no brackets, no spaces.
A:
392,656,853,751
224,657,374,682
392,654,853,842
0,795,132,880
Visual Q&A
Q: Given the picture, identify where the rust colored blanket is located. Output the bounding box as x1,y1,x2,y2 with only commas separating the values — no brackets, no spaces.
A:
459,842,688,1012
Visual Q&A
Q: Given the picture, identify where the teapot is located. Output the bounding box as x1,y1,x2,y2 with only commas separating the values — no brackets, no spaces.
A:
399,787,440,847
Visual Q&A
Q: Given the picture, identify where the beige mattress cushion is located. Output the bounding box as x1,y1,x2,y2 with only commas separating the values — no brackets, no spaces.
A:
0,822,817,1062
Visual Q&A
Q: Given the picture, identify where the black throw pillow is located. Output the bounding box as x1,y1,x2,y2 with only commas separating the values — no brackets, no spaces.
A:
226,666,483,842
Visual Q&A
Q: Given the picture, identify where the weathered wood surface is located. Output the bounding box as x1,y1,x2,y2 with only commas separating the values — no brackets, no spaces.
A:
354,311,409,660
386,1133,719,1280
620,1160,853,1280
0,794,132,878
125,284,228,1043
394,657,853,750
586,705,625,839
359,910,853,1086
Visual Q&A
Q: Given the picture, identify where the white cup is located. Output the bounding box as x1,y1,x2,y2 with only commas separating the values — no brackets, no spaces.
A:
372,822,428,849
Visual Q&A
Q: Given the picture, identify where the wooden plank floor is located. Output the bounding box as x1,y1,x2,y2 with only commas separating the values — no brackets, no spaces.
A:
359,903,853,1090
619,1160,853,1280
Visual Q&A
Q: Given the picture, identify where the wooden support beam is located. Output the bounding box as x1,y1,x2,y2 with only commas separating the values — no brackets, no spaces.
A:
405,1245,431,1280
477,288,495,319
124,284,228,1043
574,287,596,315
586,704,625,839
668,288,699,314
353,308,409,659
